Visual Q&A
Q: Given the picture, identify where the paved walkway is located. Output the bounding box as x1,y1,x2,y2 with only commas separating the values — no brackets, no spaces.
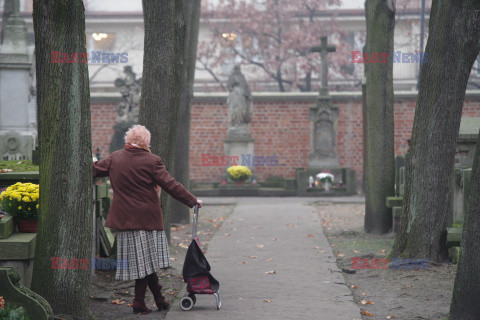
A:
167,197,361,320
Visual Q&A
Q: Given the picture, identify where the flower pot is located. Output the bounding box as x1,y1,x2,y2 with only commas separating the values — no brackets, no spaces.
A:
16,220,38,233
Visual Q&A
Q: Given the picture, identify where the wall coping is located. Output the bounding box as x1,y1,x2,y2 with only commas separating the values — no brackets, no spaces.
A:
90,90,480,103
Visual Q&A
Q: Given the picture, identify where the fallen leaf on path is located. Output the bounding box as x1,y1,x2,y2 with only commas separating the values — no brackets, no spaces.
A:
318,250,326,253
179,243,189,249
314,246,322,249
110,298,125,305
271,238,278,241
265,270,276,274
250,236,255,239
361,310,374,317
263,299,272,303
170,257,177,261
378,249,387,253
307,234,314,237
224,233,231,236
265,258,273,262
239,297,243,300
250,256,258,259
242,261,248,264
286,224,295,227
353,241,360,244
386,316,396,319
362,292,367,296
351,285,358,289
256,244,264,249
337,254,345,257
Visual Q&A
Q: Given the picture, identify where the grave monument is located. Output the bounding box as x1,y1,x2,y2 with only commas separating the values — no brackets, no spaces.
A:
308,36,339,167
0,0,36,160
223,65,254,167
296,36,356,195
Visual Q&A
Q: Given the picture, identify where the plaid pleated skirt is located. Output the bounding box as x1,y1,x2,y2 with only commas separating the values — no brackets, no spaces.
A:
116,230,171,281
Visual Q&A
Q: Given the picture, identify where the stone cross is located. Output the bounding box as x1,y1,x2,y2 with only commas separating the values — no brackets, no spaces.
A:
311,36,336,96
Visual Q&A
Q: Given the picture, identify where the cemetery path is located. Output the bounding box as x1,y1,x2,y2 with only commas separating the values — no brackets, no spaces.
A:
166,197,361,320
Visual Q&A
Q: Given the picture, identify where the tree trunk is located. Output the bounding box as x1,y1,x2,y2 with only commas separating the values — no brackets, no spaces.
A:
31,1,92,318
171,0,201,225
139,0,186,240
391,1,480,261
363,0,395,234
450,130,480,318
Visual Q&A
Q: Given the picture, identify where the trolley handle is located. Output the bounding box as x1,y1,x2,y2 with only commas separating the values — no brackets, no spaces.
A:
192,204,199,240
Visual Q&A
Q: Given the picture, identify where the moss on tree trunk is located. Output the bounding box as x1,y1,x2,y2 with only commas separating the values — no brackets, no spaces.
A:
391,0,480,262
363,0,395,234
139,0,186,240
31,1,93,318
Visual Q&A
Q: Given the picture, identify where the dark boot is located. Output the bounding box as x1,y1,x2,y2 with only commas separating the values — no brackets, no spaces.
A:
132,277,152,314
147,272,170,311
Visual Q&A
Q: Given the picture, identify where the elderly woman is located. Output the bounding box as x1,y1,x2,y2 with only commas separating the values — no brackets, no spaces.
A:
93,125,202,314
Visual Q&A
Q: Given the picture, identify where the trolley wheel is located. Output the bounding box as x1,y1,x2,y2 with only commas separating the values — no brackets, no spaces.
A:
180,296,194,311
214,292,221,310
188,293,196,305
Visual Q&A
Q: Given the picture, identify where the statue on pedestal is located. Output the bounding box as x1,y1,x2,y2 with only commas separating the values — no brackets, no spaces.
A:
109,66,141,152
226,65,252,140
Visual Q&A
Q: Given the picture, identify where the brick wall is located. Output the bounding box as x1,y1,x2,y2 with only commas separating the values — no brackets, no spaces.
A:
91,91,480,184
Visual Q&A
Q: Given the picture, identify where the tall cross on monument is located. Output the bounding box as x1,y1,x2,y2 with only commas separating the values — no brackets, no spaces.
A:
311,36,336,96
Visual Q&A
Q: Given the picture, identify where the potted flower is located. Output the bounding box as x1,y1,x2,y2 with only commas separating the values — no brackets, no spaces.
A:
0,296,29,319
227,165,252,184
0,182,39,233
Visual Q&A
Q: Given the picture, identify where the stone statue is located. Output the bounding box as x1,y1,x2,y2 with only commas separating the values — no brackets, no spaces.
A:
226,65,252,139
110,66,142,152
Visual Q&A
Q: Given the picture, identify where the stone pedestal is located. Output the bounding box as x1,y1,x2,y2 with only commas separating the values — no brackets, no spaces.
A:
223,134,255,168
0,233,36,288
308,95,339,167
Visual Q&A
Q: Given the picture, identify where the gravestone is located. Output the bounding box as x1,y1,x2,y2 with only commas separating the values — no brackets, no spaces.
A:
0,0,36,160
223,65,254,168
455,117,480,167
309,37,339,167
109,66,141,152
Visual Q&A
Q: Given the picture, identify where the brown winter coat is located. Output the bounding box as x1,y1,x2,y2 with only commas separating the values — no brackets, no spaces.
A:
93,148,197,230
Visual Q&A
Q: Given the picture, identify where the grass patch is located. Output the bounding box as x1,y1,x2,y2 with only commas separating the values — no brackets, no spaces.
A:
0,160,39,172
